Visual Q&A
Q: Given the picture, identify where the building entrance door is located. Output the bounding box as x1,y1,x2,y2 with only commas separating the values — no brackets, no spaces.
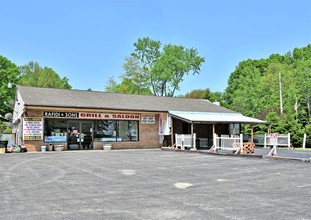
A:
68,121,93,150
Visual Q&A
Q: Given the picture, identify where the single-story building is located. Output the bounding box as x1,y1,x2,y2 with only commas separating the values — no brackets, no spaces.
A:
11,86,268,151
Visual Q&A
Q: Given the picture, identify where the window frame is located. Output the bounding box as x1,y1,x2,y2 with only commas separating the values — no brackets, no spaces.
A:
94,120,139,142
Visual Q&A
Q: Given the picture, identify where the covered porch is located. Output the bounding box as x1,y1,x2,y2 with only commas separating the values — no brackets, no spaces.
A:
168,111,269,151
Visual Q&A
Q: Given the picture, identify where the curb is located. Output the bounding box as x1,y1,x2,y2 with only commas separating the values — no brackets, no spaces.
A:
161,147,311,162
264,155,310,163
161,147,263,158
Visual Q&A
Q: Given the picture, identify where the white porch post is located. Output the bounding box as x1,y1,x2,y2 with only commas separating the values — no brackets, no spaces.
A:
170,116,174,147
212,124,215,146
251,125,254,143
191,123,195,149
239,134,243,154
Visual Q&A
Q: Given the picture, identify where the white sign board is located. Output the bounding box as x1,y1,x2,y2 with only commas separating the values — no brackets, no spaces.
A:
141,114,155,124
23,118,43,140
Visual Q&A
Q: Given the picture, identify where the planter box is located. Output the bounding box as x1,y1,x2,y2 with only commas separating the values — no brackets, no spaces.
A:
103,144,112,151
54,145,64,151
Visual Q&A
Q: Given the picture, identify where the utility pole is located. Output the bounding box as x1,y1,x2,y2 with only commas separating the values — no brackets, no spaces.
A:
279,72,283,114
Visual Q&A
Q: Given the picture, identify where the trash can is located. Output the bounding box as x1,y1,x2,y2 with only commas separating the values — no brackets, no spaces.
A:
0,141,8,154
47,143,53,151
41,145,46,152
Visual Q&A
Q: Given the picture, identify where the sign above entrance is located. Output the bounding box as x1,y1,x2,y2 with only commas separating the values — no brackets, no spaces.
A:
43,111,140,120
44,112,79,118
79,113,140,120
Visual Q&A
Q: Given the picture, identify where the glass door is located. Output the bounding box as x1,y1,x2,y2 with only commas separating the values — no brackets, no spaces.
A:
67,121,93,150
81,122,93,149
68,121,80,150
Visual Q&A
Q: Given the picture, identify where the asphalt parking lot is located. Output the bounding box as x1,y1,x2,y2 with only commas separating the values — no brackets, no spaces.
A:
0,149,310,220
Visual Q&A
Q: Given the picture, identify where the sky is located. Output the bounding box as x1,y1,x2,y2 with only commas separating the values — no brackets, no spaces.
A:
1,0,311,96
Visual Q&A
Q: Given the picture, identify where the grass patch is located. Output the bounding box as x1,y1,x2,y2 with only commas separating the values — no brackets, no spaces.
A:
294,148,311,151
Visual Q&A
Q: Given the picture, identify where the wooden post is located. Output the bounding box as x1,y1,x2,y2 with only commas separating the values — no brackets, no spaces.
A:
212,124,215,135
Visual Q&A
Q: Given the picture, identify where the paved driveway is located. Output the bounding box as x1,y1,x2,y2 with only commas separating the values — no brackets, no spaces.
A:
0,149,310,220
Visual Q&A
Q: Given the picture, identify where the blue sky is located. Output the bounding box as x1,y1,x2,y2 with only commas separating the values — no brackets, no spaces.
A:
1,0,311,96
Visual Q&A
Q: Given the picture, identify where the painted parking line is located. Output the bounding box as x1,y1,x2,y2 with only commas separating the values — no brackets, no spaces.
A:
174,182,193,189
297,184,311,188
118,169,136,176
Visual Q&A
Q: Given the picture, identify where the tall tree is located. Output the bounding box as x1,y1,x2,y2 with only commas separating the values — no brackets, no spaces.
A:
105,56,152,95
224,44,311,147
0,55,20,116
151,44,205,96
19,61,71,89
184,89,206,99
129,37,205,96
184,88,224,105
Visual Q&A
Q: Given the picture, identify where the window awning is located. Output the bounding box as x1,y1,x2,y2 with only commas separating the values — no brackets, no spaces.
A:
169,111,269,124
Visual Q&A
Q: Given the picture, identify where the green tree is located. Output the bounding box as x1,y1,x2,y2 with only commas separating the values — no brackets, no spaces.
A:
0,55,20,116
184,88,224,105
131,37,205,96
105,56,152,95
184,89,206,99
19,61,71,89
224,44,311,147
293,48,311,119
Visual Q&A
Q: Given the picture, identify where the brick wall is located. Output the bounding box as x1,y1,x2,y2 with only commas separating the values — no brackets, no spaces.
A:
94,114,161,150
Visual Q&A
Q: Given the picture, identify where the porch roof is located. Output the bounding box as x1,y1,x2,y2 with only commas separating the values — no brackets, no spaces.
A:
169,111,269,124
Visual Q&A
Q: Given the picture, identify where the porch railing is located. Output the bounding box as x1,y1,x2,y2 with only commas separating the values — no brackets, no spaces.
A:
264,133,291,148
175,133,196,150
209,133,243,153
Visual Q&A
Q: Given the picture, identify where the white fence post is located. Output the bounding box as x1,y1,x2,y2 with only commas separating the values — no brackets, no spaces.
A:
303,133,306,149
240,134,243,154
181,134,185,150
288,133,291,149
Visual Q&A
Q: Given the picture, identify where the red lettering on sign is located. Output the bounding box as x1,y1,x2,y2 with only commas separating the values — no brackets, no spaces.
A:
81,113,101,118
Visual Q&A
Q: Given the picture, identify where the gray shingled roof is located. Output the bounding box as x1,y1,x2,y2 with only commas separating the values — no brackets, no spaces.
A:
17,86,237,113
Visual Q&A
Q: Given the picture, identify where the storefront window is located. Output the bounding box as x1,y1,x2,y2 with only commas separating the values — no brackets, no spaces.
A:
44,119,67,142
128,121,138,141
94,120,138,142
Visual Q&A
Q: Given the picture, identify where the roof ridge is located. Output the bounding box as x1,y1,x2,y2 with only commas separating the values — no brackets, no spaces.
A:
17,85,213,101
16,86,236,114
